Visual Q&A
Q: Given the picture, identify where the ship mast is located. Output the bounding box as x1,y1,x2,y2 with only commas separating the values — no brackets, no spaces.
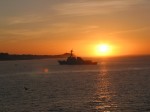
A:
70,50,73,57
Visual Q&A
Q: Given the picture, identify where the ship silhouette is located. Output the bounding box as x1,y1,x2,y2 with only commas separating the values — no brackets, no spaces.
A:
58,50,97,65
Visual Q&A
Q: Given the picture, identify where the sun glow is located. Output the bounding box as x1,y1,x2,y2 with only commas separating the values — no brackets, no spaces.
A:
95,44,112,56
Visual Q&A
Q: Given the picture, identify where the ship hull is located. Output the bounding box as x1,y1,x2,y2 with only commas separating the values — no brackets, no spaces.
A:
58,60,97,65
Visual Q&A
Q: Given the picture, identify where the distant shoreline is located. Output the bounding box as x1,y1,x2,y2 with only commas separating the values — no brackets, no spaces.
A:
0,53,150,61
0,53,70,61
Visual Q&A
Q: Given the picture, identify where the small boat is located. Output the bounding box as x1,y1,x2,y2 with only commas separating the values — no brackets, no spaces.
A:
58,50,97,65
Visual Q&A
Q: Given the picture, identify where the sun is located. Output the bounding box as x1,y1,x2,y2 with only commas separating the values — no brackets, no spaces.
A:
99,44,109,53
95,44,111,56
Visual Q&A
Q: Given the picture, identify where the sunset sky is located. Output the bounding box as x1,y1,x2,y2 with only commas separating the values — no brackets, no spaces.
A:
0,0,150,57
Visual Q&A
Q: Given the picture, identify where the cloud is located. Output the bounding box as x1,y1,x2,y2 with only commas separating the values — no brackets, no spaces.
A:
5,14,51,25
54,0,146,16
108,27,150,35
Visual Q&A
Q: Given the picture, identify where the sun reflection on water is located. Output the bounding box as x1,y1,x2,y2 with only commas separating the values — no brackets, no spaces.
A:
92,62,118,111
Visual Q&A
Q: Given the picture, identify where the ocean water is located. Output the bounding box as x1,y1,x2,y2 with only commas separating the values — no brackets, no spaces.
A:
0,56,150,112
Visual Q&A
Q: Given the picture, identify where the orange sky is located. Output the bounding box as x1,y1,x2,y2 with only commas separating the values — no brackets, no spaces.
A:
0,0,150,57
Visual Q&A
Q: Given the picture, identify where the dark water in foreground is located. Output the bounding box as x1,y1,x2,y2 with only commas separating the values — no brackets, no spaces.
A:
0,56,150,112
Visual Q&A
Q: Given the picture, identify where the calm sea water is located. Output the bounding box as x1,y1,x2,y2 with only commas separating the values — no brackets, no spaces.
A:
0,56,150,112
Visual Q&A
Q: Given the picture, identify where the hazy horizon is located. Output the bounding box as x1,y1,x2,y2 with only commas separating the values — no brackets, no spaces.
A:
1,52,150,58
